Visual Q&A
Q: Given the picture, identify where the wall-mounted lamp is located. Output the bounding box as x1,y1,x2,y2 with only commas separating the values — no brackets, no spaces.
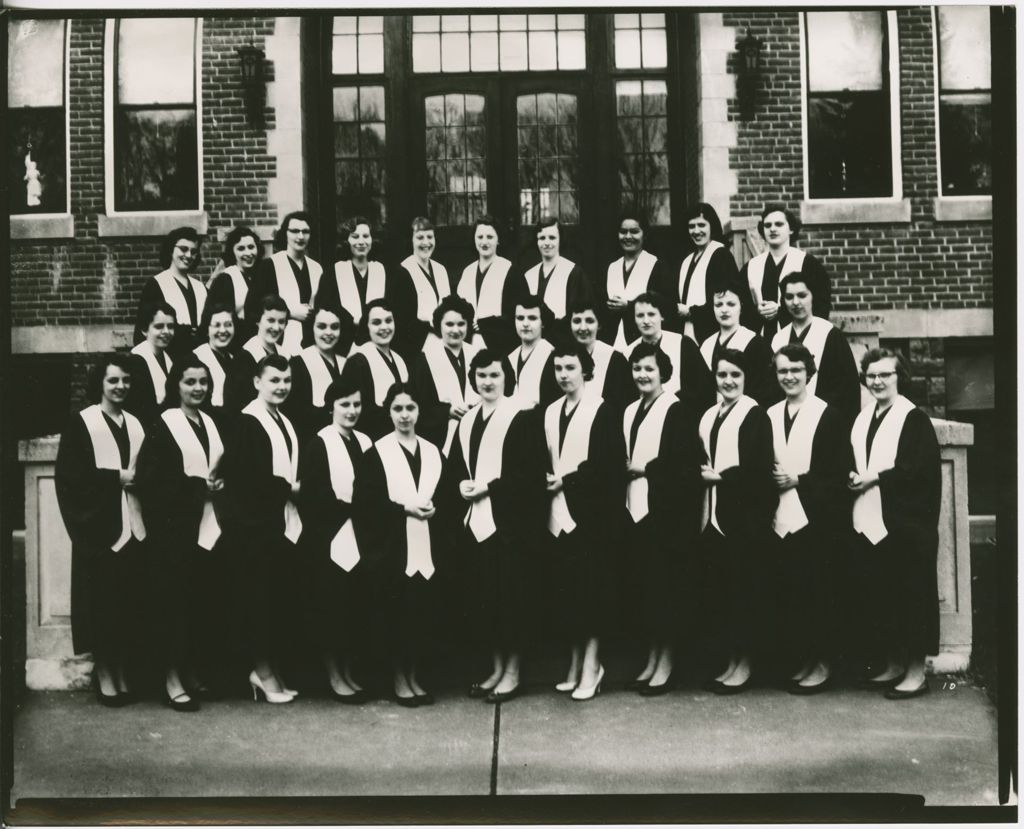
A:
736,28,763,121
237,41,266,124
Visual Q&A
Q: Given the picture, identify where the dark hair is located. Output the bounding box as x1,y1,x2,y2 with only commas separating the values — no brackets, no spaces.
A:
432,294,475,335
274,211,314,251
411,216,435,234
513,295,555,333
164,353,213,409
682,202,725,243
341,214,372,238
551,342,595,381
713,347,749,377
311,304,344,325
710,279,746,303
359,297,397,341
616,211,650,237
468,349,515,394
567,298,602,320
757,203,802,243
221,225,263,269
473,214,500,240
773,342,817,381
256,353,291,377
629,340,673,384
383,381,418,412
139,301,177,330
324,375,363,408
779,271,818,306
536,215,560,234
860,346,910,388
200,302,237,338
86,353,134,404
160,226,202,270
632,290,669,321
256,294,289,321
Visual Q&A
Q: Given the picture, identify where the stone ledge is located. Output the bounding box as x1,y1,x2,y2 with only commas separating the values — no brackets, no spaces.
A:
10,214,75,240
19,435,61,463
97,211,208,238
801,198,912,225
933,196,992,223
12,324,133,354
832,312,886,334
930,417,975,447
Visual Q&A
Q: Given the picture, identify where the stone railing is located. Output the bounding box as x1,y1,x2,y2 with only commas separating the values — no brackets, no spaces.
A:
18,420,975,688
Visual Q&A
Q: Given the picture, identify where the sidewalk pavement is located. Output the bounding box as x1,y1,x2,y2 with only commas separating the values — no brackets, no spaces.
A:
9,677,999,809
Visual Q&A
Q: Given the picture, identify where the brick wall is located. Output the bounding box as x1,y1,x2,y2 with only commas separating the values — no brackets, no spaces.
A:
9,16,278,329
721,8,994,313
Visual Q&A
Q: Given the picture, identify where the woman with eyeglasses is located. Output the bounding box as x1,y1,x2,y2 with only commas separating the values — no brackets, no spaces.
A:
848,348,940,701
134,227,207,361
207,225,263,345
246,211,323,357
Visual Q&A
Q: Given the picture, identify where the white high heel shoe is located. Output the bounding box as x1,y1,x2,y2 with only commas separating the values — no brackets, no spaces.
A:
571,666,605,701
249,670,294,704
555,679,578,693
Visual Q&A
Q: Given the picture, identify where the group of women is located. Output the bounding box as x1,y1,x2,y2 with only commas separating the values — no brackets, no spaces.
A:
55,202,941,712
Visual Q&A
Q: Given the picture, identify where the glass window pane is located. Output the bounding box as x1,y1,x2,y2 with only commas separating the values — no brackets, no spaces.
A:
471,31,500,72
445,93,465,124
8,108,66,213
558,14,586,30
117,18,195,105
806,11,883,92
644,117,668,151
335,123,360,158
413,16,439,33
517,95,538,123
641,28,667,69
559,191,579,223
359,16,384,34
412,33,441,73
642,80,669,115
939,95,992,195
537,93,557,124
447,128,465,159
333,17,358,34
333,87,359,121
8,19,65,108
465,126,486,158
333,35,358,74
649,190,671,225
529,14,557,31
448,160,466,192
557,125,577,155
115,108,198,210
616,81,644,116
442,15,470,32
471,15,498,31
441,32,471,72
359,33,384,74
360,122,386,157
641,13,666,27
529,30,558,71
614,14,639,29
617,118,643,154
500,31,528,71
808,94,892,197
425,126,445,159
615,28,643,70
500,14,527,31
557,30,586,70
464,94,485,126
425,95,445,127
938,7,991,91
359,86,385,121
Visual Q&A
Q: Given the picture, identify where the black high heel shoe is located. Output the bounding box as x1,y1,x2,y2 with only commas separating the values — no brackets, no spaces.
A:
626,677,651,691
468,682,496,699
486,685,521,703
163,691,201,712
330,687,368,705
712,677,752,695
639,676,674,696
414,690,435,706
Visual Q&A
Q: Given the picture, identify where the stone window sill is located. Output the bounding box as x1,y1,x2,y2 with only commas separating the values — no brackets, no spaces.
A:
10,214,75,240
97,211,208,238
933,196,991,222
801,198,911,225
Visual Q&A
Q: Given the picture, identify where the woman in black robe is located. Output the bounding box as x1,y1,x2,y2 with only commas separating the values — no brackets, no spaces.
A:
126,301,177,427
55,353,148,706
136,355,226,711
207,225,262,346
621,342,703,695
544,343,626,700
603,212,667,348
767,344,851,694
222,294,288,414
848,347,940,700
282,304,349,446
566,299,636,417
192,302,237,425
442,349,547,702
455,215,518,355
352,383,447,706
220,353,302,704
698,348,776,694
297,376,374,703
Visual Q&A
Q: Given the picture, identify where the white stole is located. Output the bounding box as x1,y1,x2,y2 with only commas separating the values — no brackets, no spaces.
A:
767,395,827,538
154,269,207,327
623,392,675,522
525,257,575,319
679,241,724,342
458,398,519,542
193,343,226,407
626,331,683,395
242,336,273,363
375,433,442,580
607,250,658,350
241,400,302,543
850,395,915,545
698,395,758,534
298,346,346,408
583,341,614,404
317,426,372,571
161,408,224,550
458,257,512,319
422,336,480,454
746,248,807,305
509,338,555,410
545,395,602,536
221,264,248,318
700,326,757,370
401,256,451,322
79,405,146,551
130,341,172,404
354,342,409,406
771,318,834,397
271,251,323,357
332,260,386,325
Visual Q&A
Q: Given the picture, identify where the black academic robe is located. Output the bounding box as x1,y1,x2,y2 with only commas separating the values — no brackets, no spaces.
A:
281,351,343,446
409,347,473,453
657,244,739,344
246,257,315,346
601,255,670,346
703,330,776,406
741,251,831,339
647,334,716,413
462,259,522,356
124,352,170,428
222,344,275,415
55,411,146,659
134,274,205,361
596,348,638,417
207,268,256,343
772,325,861,425
338,350,408,441
511,261,595,345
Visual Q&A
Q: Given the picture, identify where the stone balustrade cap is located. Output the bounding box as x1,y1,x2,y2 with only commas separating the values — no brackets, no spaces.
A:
931,417,975,447
831,312,887,333
19,435,62,462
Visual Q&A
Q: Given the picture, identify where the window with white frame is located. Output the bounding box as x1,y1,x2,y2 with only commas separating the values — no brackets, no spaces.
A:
613,13,667,70
935,7,991,196
803,11,894,199
112,18,199,212
7,18,68,214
